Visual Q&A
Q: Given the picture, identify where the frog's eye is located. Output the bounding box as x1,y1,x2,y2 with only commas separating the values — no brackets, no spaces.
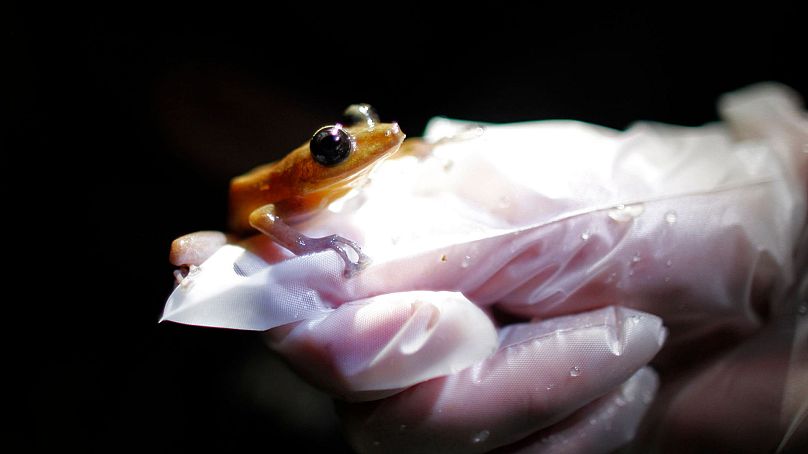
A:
342,104,380,127
310,125,354,166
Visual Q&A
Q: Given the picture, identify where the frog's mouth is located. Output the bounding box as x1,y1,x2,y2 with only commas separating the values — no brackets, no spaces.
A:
325,148,400,189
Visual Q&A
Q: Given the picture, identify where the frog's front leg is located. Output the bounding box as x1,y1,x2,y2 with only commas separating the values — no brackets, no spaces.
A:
249,204,370,278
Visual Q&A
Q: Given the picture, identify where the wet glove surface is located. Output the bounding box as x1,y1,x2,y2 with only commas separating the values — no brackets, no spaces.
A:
163,83,808,452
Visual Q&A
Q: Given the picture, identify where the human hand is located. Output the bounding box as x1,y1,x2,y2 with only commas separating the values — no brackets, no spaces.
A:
267,299,666,453
162,82,808,452
638,302,807,453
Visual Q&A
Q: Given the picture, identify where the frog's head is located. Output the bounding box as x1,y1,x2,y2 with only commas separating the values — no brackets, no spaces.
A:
228,105,406,231
292,104,406,192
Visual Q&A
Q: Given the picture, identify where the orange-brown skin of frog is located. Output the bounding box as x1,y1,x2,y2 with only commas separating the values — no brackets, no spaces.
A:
228,122,405,234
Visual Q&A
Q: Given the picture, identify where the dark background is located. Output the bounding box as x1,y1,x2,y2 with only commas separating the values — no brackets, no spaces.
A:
15,5,806,452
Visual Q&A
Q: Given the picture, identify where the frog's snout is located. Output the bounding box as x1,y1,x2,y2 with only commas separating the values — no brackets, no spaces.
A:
383,121,405,144
353,121,405,157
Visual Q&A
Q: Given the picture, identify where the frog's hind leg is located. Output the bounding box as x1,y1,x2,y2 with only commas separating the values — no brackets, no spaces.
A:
396,138,435,159
249,204,370,278
396,124,486,160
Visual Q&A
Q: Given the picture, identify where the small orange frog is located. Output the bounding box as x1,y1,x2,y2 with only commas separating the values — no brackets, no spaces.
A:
171,104,405,278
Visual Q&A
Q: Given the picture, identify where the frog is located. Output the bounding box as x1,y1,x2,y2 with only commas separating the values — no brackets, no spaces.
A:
170,105,406,278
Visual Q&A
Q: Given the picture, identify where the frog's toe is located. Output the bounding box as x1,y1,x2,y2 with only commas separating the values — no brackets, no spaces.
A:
322,234,371,278
342,256,370,279
344,252,371,278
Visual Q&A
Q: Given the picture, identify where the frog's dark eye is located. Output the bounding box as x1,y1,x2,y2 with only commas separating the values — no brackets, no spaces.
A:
342,104,380,127
310,125,354,166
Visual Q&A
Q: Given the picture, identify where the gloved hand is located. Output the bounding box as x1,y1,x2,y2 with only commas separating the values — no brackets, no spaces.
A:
162,83,808,452
267,296,665,453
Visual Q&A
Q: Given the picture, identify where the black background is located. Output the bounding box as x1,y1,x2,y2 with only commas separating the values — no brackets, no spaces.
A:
15,5,806,452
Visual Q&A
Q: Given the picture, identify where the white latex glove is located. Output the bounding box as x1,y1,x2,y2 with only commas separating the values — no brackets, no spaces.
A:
162,83,808,452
